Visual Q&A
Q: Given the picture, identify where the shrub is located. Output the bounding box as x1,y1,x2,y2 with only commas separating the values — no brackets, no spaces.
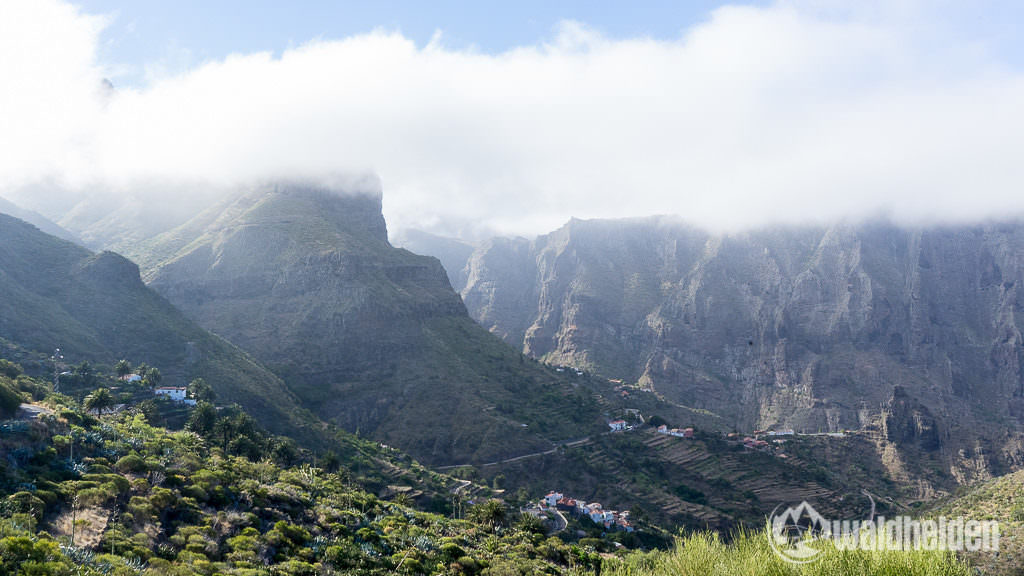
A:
115,454,146,474
5,493,45,522
0,360,22,379
0,379,24,417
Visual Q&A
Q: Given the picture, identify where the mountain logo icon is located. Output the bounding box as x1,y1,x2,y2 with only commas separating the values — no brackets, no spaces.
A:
767,501,832,564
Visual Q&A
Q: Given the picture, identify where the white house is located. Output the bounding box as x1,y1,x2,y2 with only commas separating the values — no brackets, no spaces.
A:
608,420,628,431
657,425,694,438
154,387,195,405
120,374,143,383
543,491,564,507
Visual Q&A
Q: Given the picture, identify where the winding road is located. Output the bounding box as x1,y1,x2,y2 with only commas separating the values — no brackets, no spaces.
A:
436,435,596,471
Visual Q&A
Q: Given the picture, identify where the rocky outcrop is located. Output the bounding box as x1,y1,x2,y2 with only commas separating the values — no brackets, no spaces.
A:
140,183,605,465
461,217,1024,480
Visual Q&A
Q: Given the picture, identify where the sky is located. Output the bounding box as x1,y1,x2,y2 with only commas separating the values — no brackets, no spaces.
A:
4,0,1024,239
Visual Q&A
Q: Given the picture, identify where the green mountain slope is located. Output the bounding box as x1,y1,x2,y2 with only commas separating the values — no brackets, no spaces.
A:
925,469,1024,573
137,183,610,465
0,195,82,245
0,213,316,444
0,367,602,576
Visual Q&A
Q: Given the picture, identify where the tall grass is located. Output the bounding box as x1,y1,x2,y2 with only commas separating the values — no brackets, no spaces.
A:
604,528,972,576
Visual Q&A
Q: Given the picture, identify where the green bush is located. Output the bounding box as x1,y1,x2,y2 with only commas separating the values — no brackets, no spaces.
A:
5,493,45,522
673,483,707,504
81,474,130,493
114,454,147,473
0,378,24,417
0,360,22,379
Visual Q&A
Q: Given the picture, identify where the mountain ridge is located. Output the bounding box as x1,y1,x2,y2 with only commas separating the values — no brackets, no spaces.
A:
0,211,320,445
458,216,1024,486
136,184,611,465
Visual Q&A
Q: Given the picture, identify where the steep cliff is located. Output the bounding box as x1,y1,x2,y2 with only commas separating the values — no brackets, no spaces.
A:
140,183,606,465
461,218,1024,482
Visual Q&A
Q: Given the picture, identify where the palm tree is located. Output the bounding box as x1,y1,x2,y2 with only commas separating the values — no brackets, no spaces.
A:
84,388,114,415
187,378,215,403
114,359,132,379
469,499,507,530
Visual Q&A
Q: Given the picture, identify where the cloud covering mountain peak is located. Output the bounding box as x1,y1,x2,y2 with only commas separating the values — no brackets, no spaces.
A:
4,1,1024,238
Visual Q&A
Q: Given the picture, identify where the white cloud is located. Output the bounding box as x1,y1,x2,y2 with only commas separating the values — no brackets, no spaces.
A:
3,0,1024,239
0,0,107,189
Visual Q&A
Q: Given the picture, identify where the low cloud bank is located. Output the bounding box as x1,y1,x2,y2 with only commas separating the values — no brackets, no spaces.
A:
4,1,1024,238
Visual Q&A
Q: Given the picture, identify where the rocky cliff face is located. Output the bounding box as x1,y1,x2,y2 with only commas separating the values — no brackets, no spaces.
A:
147,185,464,376
141,184,605,465
461,218,1024,482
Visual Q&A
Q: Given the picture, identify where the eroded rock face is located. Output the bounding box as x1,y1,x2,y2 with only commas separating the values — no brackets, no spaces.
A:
461,217,1024,477
148,186,466,379
140,184,603,465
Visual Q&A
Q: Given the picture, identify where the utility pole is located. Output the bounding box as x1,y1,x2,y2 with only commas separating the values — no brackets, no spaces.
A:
52,348,63,393
71,493,79,546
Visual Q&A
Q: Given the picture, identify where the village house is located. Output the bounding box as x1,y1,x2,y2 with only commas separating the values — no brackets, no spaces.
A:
540,491,634,532
154,387,197,406
657,425,694,438
543,492,564,507
616,511,634,532
119,373,142,383
742,436,770,449
608,419,628,431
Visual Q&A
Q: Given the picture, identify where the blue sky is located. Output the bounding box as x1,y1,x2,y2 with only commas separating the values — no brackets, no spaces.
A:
80,0,763,85
78,0,1024,87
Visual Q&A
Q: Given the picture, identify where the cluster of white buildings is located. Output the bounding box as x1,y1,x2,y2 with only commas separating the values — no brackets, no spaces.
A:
554,365,585,376
541,491,634,532
656,424,694,438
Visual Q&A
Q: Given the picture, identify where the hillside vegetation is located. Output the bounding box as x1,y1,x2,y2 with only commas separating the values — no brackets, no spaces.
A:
0,213,321,446
601,530,970,576
0,360,980,575
926,469,1024,573
0,362,612,575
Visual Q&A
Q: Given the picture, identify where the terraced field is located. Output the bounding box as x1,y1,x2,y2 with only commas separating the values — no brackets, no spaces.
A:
475,426,886,532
